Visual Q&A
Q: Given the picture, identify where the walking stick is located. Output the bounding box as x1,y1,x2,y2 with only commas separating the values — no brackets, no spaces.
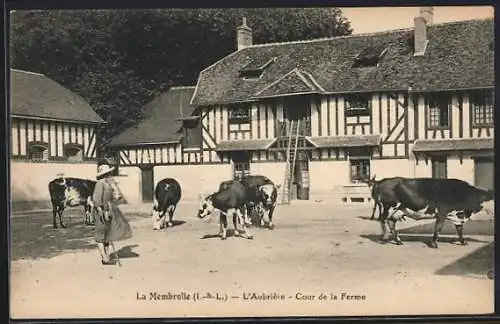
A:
110,242,121,267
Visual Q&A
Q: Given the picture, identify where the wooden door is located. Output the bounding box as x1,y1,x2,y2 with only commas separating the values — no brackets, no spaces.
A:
294,151,310,200
141,166,154,202
431,156,447,179
475,157,494,190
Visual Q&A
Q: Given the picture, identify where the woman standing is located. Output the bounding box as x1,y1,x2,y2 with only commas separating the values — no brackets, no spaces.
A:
93,164,132,265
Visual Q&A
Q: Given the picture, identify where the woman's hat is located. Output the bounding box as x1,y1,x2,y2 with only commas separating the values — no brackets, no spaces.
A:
97,164,115,179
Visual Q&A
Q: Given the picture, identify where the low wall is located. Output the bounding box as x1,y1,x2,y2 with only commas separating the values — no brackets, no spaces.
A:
10,161,98,211
115,166,142,204
250,162,287,186
154,164,233,201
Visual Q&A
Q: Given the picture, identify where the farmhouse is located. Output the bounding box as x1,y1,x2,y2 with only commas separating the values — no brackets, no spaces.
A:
110,7,494,204
10,69,105,210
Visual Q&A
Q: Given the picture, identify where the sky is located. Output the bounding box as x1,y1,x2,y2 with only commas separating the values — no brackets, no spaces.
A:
341,6,494,34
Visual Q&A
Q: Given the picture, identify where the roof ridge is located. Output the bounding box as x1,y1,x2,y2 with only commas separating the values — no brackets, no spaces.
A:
244,18,493,49
11,68,45,77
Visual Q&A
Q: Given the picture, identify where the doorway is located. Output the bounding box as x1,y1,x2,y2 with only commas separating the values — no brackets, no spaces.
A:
293,151,310,200
283,95,312,136
431,156,447,179
475,156,494,190
141,166,154,202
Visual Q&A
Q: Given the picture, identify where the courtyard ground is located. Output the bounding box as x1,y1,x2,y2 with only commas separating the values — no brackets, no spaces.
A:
10,201,494,319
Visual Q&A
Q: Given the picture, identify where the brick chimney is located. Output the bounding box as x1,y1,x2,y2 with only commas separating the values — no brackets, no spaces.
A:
414,7,433,56
237,17,253,50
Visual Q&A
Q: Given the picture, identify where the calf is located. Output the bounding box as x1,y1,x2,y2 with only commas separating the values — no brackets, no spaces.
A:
378,177,494,248
197,181,253,240
48,177,96,228
240,175,278,227
152,178,182,230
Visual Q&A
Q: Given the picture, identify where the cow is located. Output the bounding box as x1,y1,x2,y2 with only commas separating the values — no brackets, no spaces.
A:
152,178,182,230
376,177,494,248
48,177,96,228
197,181,253,240
361,175,403,220
239,175,279,229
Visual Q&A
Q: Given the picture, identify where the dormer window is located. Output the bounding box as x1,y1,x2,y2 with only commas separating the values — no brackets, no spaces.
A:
28,141,49,161
345,93,371,117
228,103,250,123
64,143,83,162
180,117,201,149
239,57,276,79
352,45,388,68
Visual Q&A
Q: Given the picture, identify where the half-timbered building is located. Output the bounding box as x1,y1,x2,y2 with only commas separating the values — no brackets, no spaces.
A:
111,8,494,204
10,69,105,209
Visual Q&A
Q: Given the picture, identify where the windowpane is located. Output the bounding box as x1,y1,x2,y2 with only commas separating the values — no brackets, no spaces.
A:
30,144,48,161
229,103,250,123
471,90,494,126
427,93,450,128
183,119,201,148
345,94,371,117
350,159,370,183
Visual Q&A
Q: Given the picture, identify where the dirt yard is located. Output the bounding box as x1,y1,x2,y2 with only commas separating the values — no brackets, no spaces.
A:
10,201,494,319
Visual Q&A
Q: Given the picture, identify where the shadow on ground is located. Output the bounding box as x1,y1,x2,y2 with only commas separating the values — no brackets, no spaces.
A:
435,242,494,278
11,209,148,261
110,244,140,259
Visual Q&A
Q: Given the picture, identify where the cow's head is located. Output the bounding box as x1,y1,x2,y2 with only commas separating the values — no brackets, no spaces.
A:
197,195,215,219
468,188,495,218
259,184,276,206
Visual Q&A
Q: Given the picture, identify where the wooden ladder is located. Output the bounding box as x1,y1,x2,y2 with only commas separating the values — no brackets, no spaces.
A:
281,120,300,204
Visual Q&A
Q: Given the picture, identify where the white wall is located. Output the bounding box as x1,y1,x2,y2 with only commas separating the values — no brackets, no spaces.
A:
115,166,142,204
10,161,98,204
154,164,233,201
447,156,475,185
371,159,413,179
250,162,287,186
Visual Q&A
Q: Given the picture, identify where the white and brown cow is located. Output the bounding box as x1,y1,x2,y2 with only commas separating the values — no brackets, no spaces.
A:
48,177,96,228
152,178,182,230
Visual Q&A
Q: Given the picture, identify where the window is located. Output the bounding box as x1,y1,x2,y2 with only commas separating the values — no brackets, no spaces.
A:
228,103,250,123
470,89,494,126
345,93,371,117
426,93,450,128
28,142,49,161
64,144,83,162
182,118,202,149
232,152,250,180
352,45,388,68
350,158,370,183
239,57,275,79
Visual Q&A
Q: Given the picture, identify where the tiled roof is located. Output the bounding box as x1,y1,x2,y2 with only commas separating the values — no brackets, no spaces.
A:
191,19,493,106
10,69,105,124
215,139,277,151
109,86,196,147
308,135,381,148
412,138,494,152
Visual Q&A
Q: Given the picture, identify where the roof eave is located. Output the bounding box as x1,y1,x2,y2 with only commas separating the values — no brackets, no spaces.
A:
11,114,106,125
108,140,180,148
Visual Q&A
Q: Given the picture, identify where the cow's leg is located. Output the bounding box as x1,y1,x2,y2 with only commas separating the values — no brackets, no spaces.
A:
387,217,403,245
220,210,228,240
244,205,252,225
58,206,67,228
237,208,253,240
52,203,58,228
267,203,276,230
430,213,446,248
233,210,241,237
454,224,467,245
167,205,176,228
257,204,265,227
370,199,378,220
378,204,390,243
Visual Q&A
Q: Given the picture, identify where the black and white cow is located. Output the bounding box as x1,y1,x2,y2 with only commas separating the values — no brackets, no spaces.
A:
197,181,253,240
377,177,494,248
152,178,182,230
48,177,96,228
239,175,279,229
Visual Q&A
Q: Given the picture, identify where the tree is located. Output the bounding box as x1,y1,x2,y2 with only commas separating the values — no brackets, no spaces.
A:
10,8,352,155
